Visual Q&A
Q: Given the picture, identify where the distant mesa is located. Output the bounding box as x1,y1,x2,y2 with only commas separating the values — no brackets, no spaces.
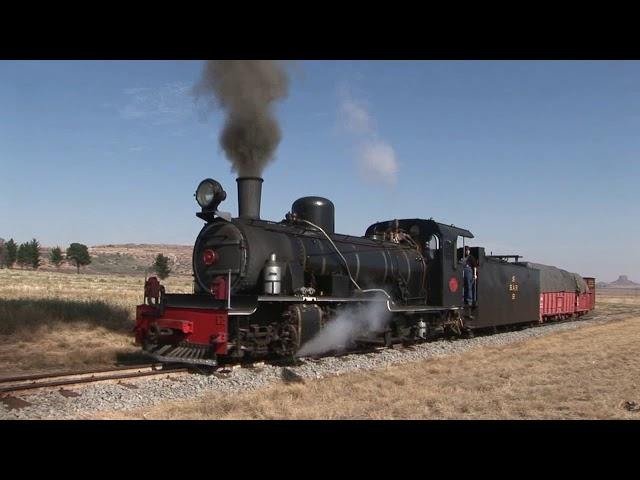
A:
609,275,639,286
599,275,640,289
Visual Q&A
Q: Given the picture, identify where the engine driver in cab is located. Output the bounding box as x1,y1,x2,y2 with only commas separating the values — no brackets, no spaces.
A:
462,246,478,306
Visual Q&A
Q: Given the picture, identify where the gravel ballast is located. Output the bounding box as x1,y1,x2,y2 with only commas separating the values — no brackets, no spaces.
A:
0,311,626,419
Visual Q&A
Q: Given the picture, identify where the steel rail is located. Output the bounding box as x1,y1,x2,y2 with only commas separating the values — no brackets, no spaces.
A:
0,365,188,395
0,363,164,384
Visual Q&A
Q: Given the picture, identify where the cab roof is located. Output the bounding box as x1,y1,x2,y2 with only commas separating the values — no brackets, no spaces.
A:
365,218,474,239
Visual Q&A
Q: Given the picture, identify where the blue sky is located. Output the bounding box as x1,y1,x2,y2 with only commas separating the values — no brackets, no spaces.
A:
1,60,639,282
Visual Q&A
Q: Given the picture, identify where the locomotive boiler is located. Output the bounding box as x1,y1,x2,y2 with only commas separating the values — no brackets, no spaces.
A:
134,175,596,366
193,178,427,301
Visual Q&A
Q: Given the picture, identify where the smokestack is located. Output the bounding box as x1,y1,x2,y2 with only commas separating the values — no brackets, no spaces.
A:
236,177,263,220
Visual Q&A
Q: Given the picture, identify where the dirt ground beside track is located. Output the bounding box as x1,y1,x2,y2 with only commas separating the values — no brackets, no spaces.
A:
1,269,638,419
0,269,192,375
96,289,640,420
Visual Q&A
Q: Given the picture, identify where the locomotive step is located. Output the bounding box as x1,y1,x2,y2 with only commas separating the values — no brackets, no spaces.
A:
144,345,218,366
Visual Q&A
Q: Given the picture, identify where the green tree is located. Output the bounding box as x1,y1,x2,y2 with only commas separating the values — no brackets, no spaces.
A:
5,239,17,268
16,243,29,268
0,239,6,268
28,238,42,269
152,253,171,280
66,243,92,274
49,246,64,268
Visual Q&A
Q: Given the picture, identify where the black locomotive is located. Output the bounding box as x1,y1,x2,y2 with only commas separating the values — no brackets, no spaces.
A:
134,176,595,366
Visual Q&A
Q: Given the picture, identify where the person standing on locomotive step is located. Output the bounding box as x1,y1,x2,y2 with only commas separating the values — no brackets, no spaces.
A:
462,246,478,306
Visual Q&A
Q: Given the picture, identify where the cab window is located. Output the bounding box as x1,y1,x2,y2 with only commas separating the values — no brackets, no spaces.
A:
426,234,439,251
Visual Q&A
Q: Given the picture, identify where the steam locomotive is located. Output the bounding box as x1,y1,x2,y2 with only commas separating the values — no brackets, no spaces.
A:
134,176,596,366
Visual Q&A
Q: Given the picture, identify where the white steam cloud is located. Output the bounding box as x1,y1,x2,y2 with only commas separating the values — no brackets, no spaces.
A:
296,302,391,357
339,91,398,186
341,97,373,134
357,141,398,186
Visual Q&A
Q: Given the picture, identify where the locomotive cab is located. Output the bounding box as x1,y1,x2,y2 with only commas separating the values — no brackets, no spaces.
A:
365,219,474,307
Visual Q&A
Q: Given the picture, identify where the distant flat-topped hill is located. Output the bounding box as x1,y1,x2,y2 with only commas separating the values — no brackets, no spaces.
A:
598,275,640,289
37,244,194,276
608,275,640,287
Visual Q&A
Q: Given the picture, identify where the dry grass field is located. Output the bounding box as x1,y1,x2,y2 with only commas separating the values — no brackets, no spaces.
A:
0,269,192,375
2,266,639,419
98,289,640,420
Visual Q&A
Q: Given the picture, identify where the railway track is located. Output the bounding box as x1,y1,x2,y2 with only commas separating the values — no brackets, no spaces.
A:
0,363,189,396
0,311,617,415
0,312,606,399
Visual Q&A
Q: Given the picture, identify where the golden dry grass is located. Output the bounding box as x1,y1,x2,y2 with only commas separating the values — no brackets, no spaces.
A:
595,288,640,305
2,268,639,419
97,290,640,420
0,269,192,375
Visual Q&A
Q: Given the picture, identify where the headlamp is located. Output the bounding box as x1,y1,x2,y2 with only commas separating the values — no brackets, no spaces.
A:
195,179,226,210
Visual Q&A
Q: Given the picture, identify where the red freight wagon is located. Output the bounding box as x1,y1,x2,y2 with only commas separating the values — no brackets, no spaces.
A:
540,291,577,318
579,277,596,312
521,263,594,322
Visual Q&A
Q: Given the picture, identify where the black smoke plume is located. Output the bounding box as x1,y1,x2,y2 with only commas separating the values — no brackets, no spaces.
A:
195,60,290,177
